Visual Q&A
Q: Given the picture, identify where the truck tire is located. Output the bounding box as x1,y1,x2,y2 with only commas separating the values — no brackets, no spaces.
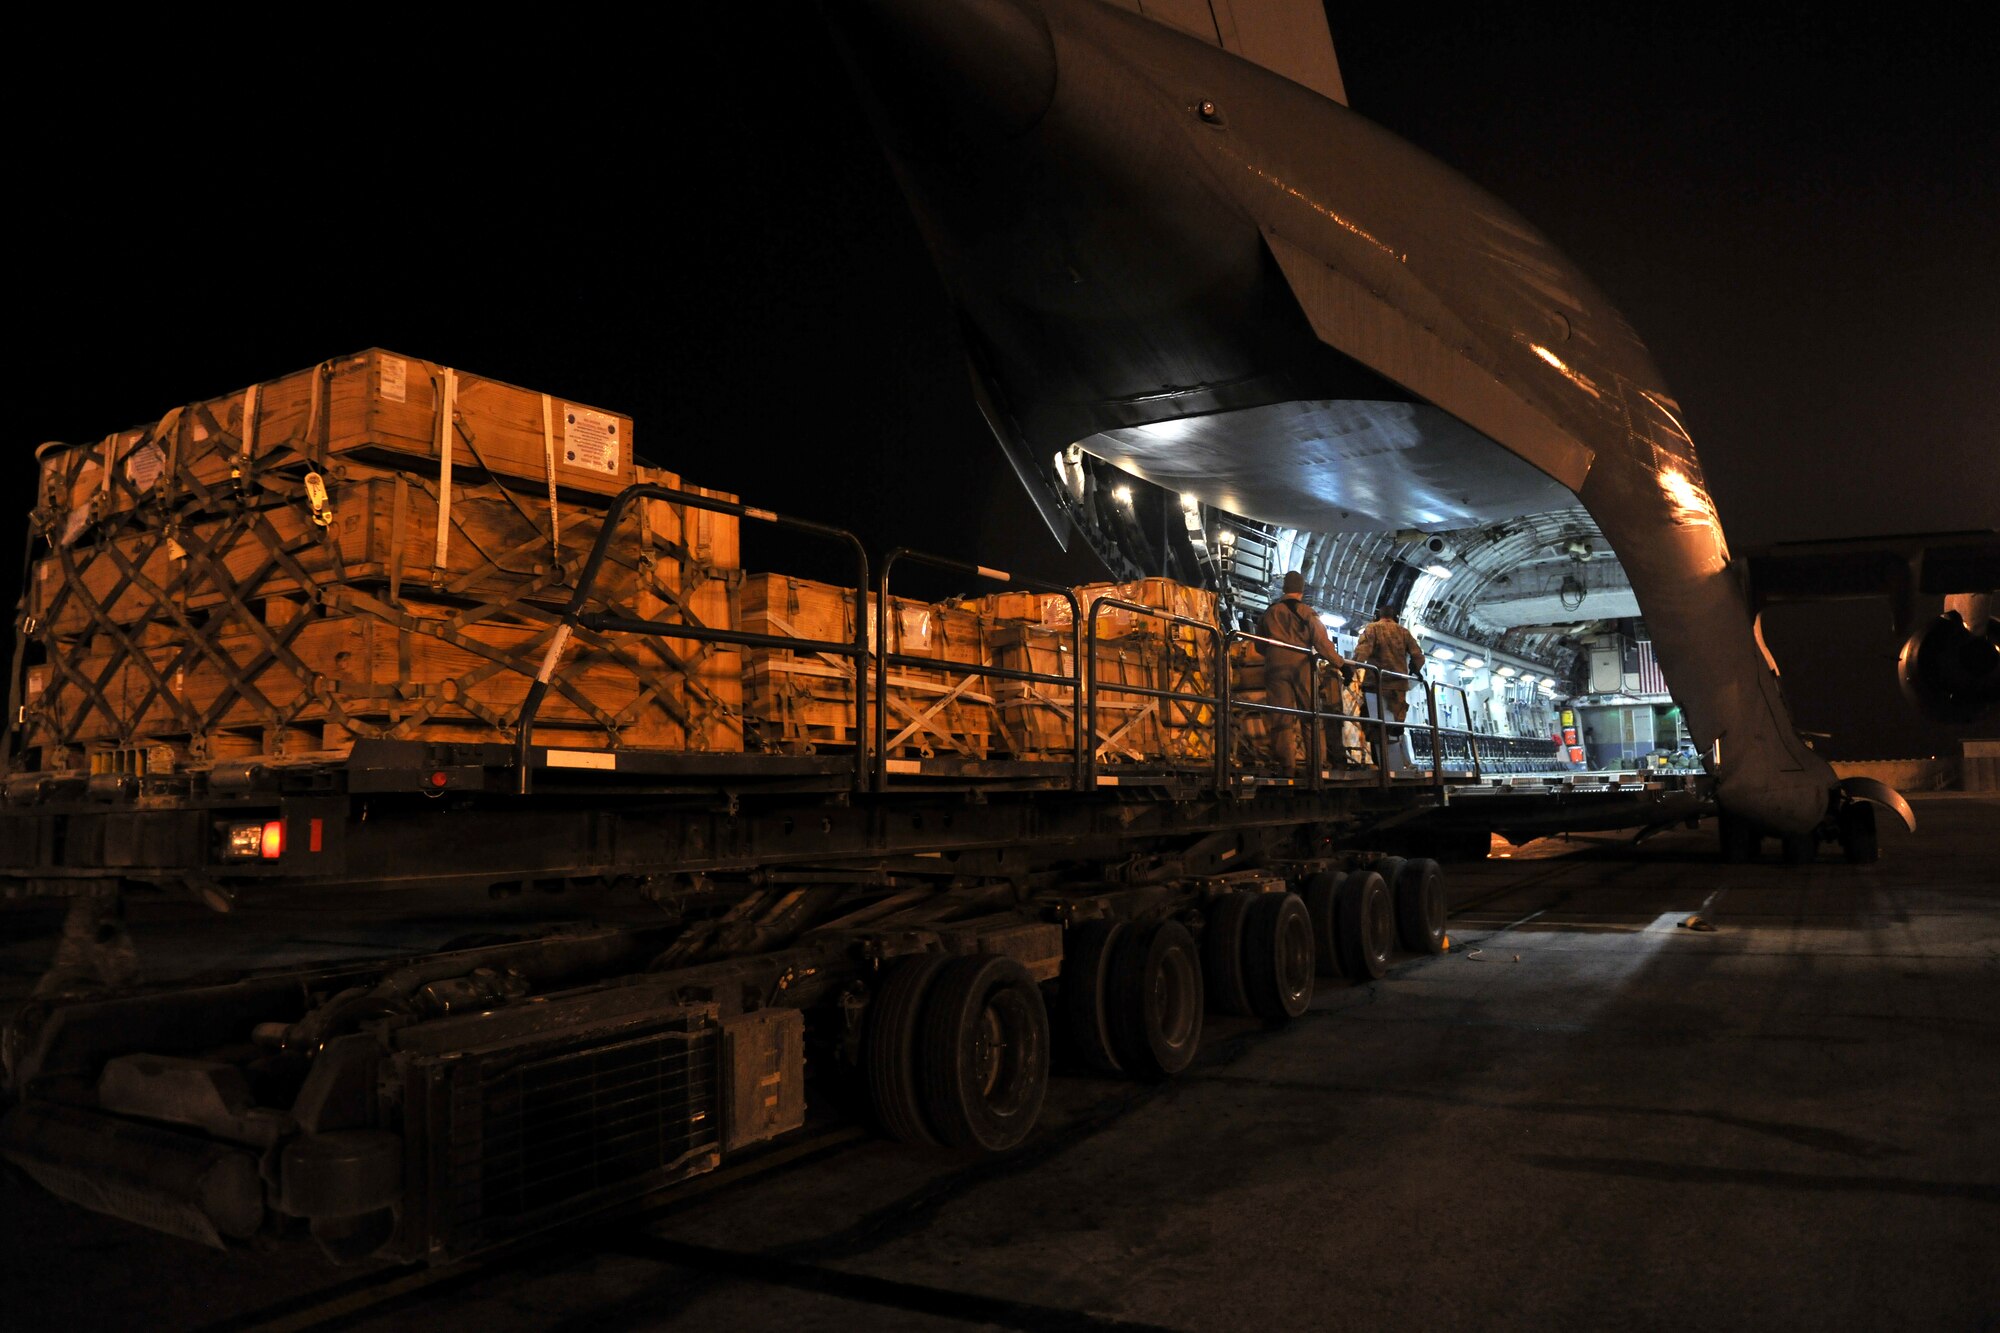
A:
1368,856,1408,917
1060,919,1126,1074
1107,920,1205,1079
1393,858,1447,955
1335,870,1393,981
864,953,950,1145
1304,871,1346,977
1242,892,1314,1021
1200,892,1254,1016
918,955,1050,1152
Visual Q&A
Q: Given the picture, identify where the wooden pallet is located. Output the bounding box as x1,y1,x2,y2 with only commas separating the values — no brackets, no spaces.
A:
36,349,639,538
17,353,745,772
740,575,994,758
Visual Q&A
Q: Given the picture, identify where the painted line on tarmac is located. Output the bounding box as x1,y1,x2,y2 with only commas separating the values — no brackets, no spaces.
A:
607,1234,1180,1332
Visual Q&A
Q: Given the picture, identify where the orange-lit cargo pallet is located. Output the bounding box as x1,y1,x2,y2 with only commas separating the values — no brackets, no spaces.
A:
20,352,742,771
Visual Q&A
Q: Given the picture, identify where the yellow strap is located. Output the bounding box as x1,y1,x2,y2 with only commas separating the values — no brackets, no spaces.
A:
240,384,259,458
432,367,457,569
540,393,561,558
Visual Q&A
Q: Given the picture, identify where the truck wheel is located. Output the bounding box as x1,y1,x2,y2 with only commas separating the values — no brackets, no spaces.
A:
863,953,950,1145
1718,811,1756,863
1335,871,1393,981
1060,919,1126,1074
918,955,1050,1153
1837,801,1879,865
1242,892,1315,1021
1107,921,1204,1079
1368,856,1408,915
1304,871,1346,977
1200,892,1254,1016
1393,858,1447,955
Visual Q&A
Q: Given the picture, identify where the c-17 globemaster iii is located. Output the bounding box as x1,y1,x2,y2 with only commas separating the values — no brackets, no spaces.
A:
826,0,1998,856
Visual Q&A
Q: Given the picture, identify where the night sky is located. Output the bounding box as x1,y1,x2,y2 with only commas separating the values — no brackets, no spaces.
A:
10,6,1995,760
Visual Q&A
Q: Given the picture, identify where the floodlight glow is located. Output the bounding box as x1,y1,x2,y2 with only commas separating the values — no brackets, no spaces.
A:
1113,484,1133,505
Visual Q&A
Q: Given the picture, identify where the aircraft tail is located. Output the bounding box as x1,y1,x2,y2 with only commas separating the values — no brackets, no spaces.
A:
1102,0,1347,106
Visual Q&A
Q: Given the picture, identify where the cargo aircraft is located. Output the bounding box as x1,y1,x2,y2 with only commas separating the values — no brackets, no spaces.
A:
826,0,1998,859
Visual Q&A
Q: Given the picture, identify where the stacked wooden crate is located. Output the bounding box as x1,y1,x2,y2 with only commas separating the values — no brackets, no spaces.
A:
739,575,994,759
16,350,742,773
964,579,1219,765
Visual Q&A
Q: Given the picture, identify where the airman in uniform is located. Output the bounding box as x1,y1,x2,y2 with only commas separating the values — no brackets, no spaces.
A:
1257,572,1350,773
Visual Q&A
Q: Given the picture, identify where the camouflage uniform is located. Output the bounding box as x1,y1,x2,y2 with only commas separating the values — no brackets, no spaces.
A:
1257,595,1349,771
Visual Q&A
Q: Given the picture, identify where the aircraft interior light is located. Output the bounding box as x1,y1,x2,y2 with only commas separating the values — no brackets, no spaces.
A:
1179,492,1198,510
1497,666,1517,677
1320,613,1346,630
1434,647,1454,660
1424,562,1454,579
1112,484,1134,505
1465,657,1485,669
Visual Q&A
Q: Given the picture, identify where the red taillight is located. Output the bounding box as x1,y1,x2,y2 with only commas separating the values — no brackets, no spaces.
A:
260,819,284,860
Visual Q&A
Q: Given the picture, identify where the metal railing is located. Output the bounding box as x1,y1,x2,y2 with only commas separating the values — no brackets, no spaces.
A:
1225,629,1379,789
512,486,1496,799
514,484,870,794
873,550,1082,791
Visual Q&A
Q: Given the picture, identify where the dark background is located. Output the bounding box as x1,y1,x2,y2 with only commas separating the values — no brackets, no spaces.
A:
9,5,1995,759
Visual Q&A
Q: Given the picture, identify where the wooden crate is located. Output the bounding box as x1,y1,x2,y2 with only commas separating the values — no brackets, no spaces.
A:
17,351,746,772
1073,578,1219,639
35,349,638,546
22,595,739,765
739,574,993,759
967,579,1217,640
986,623,1162,763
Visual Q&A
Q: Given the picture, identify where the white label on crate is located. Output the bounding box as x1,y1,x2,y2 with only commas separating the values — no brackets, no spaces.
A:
60,507,90,547
172,668,186,695
124,442,166,493
546,748,617,770
26,666,48,699
379,356,408,403
561,406,621,476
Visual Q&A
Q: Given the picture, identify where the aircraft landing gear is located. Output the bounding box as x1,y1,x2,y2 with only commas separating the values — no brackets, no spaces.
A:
1836,800,1880,864
1717,810,1758,864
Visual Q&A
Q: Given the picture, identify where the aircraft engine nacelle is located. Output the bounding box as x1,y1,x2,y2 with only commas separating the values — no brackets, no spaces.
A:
1897,609,2000,724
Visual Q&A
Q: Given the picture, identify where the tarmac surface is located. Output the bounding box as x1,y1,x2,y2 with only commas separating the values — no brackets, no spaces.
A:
2,793,1996,1331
